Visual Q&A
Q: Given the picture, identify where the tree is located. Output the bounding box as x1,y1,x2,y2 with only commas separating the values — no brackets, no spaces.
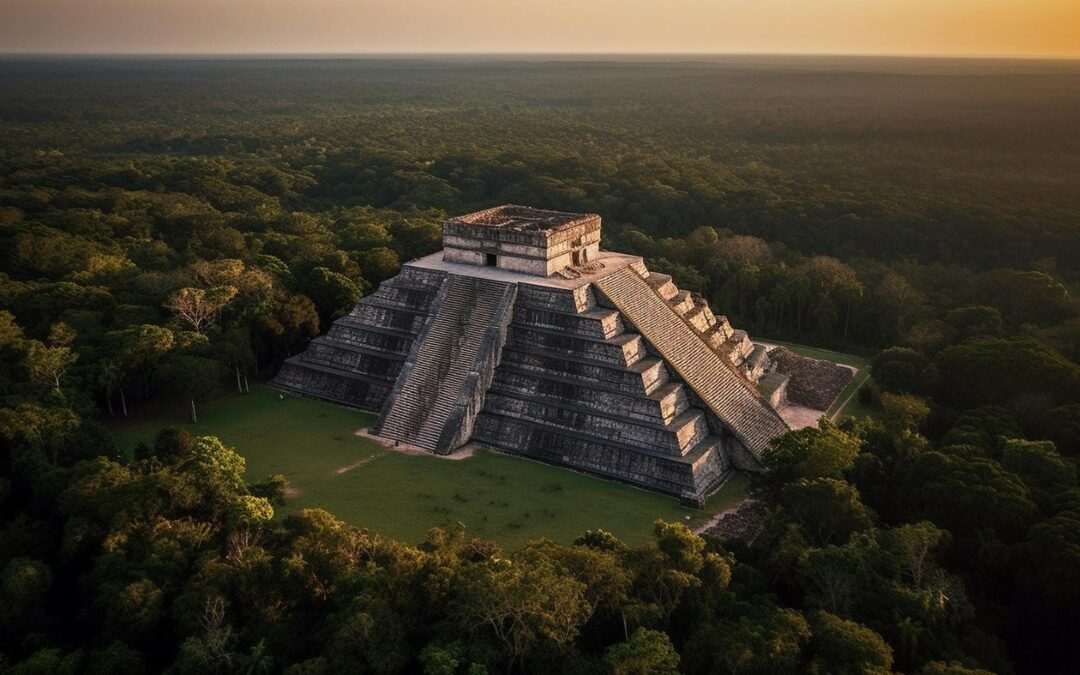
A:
278,294,321,342
940,406,1021,451
809,610,893,675
872,347,936,395
26,340,76,392
108,324,175,399
977,269,1074,326
759,421,862,497
604,628,680,675
684,606,810,675
935,337,1080,409
0,310,25,348
249,474,288,507
778,478,875,546
1039,404,1080,456
945,306,1004,341
217,328,255,393
47,321,77,348
1025,510,1080,602
1000,439,1075,507
886,522,947,590
359,247,401,284
457,557,589,669
801,541,872,616
301,267,361,325
907,452,1036,542
920,662,995,675
154,354,223,423
1,558,53,638
165,286,238,333
8,648,82,675
880,393,931,434
173,435,256,523
98,357,126,417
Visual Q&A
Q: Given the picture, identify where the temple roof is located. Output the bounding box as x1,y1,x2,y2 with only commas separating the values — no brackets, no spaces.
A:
445,204,599,234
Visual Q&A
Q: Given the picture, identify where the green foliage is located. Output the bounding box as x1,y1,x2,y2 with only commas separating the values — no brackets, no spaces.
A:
683,605,811,675
907,451,1036,541
604,627,680,675
808,610,893,675
976,270,1073,326
944,306,1005,341
879,393,930,434
759,421,862,496
300,267,362,325
935,337,1080,409
871,347,937,395
1039,403,1080,456
777,478,875,546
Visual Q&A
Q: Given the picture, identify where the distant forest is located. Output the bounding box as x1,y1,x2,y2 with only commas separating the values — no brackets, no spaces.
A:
1,58,1079,674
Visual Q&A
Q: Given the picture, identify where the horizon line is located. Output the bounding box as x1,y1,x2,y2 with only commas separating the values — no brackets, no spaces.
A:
2,51,1080,62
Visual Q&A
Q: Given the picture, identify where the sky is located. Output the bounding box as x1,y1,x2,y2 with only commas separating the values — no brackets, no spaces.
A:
1,0,1078,58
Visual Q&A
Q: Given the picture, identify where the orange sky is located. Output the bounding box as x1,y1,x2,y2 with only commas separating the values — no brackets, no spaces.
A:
1,0,1078,58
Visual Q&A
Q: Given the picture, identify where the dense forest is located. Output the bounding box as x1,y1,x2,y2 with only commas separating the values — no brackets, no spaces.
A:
1,57,1079,673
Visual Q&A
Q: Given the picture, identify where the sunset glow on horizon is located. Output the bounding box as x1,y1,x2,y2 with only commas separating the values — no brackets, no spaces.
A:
2,0,1079,59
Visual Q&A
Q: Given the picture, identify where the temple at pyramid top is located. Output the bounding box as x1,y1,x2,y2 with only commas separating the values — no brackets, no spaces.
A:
442,205,602,277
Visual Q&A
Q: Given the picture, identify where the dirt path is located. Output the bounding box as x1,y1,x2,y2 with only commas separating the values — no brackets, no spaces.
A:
334,455,380,474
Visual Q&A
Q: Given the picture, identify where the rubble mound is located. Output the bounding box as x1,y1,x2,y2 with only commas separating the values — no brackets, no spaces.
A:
701,500,767,541
768,347,853,411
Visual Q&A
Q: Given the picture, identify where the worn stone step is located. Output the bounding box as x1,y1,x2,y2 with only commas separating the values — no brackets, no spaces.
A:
669,290,694,314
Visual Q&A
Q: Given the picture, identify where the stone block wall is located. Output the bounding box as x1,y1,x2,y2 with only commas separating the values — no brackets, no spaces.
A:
471,275,734,498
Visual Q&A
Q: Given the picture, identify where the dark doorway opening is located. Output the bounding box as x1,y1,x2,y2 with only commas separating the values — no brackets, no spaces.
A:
484,253,497,267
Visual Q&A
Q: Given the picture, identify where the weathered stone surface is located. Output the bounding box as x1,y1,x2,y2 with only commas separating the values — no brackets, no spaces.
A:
767,346,854,411
442,205,601,277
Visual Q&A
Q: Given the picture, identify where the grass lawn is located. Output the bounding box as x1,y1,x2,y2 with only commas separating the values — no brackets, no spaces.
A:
757,338,878,419
112,385,748,549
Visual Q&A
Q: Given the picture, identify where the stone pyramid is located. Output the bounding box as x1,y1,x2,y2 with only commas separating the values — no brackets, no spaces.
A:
272,206,791,503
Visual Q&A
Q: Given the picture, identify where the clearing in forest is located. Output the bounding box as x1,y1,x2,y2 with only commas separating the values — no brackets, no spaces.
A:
111,385,747,548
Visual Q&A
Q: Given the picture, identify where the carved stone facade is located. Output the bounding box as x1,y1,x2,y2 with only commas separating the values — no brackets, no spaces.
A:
441,205,601,277
272,206,806,502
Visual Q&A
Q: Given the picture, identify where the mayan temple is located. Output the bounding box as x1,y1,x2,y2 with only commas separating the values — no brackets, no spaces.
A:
273,205,803,504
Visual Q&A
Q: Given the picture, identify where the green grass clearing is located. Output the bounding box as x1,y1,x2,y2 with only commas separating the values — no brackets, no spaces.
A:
112,385,748,549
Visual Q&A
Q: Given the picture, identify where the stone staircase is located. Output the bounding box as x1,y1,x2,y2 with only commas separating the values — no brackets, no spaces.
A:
374,274,514,452
595,266,789,457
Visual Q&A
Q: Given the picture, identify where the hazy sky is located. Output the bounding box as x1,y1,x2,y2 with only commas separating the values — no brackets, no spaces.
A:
2,0,1078,58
